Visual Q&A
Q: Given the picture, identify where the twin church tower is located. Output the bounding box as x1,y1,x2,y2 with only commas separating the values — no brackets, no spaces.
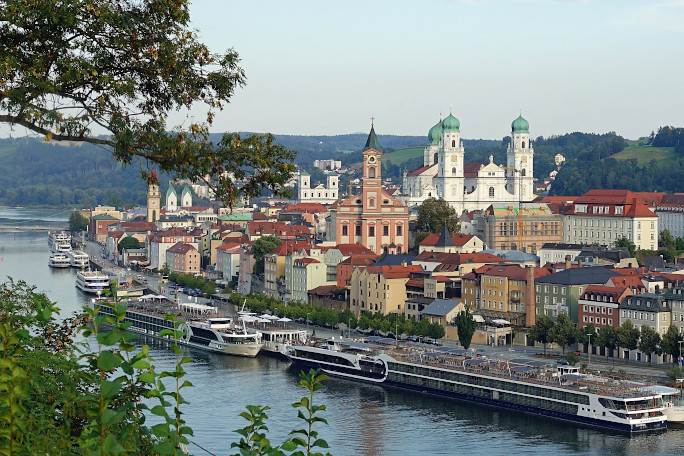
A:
402,113,535,213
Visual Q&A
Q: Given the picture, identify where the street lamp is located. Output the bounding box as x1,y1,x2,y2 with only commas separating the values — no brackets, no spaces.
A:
587,333,592,367
348,317,352,339
306,312,311,337
679,340,683,366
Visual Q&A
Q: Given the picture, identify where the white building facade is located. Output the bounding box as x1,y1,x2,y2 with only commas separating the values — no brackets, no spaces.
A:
402,113,534,213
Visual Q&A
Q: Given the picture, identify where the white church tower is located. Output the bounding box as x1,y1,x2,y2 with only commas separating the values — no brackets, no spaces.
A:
506,113,535,202
436,113,465,207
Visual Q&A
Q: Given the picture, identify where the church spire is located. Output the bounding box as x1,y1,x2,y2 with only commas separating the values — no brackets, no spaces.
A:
364,120,381,151
435,224,455,247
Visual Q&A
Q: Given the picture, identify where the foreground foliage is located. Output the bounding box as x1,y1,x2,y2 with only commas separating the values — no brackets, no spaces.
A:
0,0,295,206
0,279,333,455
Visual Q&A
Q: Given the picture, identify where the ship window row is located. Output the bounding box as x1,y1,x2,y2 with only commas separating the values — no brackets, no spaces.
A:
293,350,355,367
388,363,589,405
388,373,579,414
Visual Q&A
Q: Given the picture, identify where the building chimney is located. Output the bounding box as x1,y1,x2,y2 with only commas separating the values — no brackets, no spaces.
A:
578,258,583,268
565,255,571,270
526,266,536,328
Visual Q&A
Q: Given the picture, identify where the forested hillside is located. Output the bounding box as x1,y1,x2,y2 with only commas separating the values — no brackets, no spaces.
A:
550,127,684,195
0,138,170,207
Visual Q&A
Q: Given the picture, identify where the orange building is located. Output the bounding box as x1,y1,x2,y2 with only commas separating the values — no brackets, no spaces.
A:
334,124,410,254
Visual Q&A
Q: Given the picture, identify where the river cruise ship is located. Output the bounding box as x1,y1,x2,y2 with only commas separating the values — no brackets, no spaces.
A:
48,230,71,250
284,338,667,434
75,270,111,294
48,253,71,268
67,250,89,268
88,300,264,357
237,313,308,355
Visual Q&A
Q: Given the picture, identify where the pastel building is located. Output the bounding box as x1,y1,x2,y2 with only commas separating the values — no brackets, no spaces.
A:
331,125,410,254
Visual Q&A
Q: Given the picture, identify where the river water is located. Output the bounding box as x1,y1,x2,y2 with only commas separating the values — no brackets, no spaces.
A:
1,208,683,456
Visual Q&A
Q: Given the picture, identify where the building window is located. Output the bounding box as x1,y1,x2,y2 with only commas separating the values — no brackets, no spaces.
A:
342,226,348,236
369,167,375,178
355,225,361,236
489,187,494,198
452,140,456,147
369,226,375,237
397,225,402,236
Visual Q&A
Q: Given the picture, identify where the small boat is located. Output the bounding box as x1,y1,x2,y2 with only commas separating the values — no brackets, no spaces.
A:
644,384,684,427
48,253,71,268
75,270,111,295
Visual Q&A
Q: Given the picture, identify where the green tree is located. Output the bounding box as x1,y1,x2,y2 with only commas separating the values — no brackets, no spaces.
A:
0,0,295,206
550,313,577,355
660,229,676,250
614,237,637,257
565,351,580,366
617,320,640,363
251,235,283,275
415,197,461,236
528,314,555,355
453,305,477,349
68,210,89,231
596,325,618,360
661,324,684,365
117,235,140,253
638,325,661,366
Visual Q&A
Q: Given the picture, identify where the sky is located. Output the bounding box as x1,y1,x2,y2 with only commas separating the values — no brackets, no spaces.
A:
181,0,684,140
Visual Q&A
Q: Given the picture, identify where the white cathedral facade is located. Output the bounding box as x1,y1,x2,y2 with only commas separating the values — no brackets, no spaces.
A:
402,113,535,214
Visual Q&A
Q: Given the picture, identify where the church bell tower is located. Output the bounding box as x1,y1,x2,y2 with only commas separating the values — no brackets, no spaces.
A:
147,171,160,223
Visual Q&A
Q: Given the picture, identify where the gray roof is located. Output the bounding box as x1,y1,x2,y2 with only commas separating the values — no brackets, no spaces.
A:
422,299,460,316
481,249,538,262
435,224,455,247
535,266,621,286
372,254,416,267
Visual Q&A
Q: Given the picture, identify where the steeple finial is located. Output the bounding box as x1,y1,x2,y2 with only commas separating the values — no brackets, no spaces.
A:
371,116,374,127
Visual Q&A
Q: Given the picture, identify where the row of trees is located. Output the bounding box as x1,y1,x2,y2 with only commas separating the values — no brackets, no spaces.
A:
229,292,446,339
168,272,217,296
528,314,684,365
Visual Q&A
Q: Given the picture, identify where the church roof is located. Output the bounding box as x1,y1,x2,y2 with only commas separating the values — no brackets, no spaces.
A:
464,162,487,178
442,113,460,132
435,225,455,247
364,125,381,151
428,120,442,145
511,114,529,133
166,184,177,199
406,163,436,176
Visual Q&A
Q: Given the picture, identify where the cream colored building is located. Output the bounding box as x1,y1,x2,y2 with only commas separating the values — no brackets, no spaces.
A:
563,190,658,251
349,264,422,317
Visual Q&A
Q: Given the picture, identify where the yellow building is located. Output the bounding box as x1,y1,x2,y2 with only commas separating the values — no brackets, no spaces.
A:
462,264,550,326
350,264,422,317
483,203,562,254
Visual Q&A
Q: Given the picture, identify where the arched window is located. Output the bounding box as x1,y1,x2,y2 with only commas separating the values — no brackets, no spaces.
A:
428,192,432,197
522,141,526,149
452,167,456,174
397,245,402,254
152,210,157,221
451,140,456,147
489,187,495,197
521,168,526,176
369,167,375,178
434,152,438,164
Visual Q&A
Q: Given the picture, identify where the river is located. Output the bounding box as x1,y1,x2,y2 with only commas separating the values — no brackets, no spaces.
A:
0,209,683,455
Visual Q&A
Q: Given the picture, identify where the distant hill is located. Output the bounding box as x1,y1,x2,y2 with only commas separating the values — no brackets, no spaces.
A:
609,145,677,166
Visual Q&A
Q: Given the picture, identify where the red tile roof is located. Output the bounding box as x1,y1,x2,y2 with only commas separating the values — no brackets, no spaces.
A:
569,190,656,218
406,164,436,176
216,242,242,251
267,240,313,256
281,203,329,213
308,285,339,296
294,258,320,266
167,242,198,254
420,233,476,247
473,264,550,281
463,162,487,178
366,264,423,279
338,256,377,267
335,243,378,257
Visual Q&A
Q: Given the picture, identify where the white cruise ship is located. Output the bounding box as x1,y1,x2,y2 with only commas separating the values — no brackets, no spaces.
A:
48,253,71,268
67,250,90,268
75,270,111,295
48,230,71,250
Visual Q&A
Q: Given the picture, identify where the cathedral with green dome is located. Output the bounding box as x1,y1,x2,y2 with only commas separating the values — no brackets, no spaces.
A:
402,113,535,213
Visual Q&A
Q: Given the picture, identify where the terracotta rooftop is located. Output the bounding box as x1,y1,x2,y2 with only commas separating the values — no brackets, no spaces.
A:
420,233,476,247
167,242,198,254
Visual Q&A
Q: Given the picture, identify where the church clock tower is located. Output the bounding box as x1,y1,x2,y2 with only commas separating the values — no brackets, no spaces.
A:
147,171,160,223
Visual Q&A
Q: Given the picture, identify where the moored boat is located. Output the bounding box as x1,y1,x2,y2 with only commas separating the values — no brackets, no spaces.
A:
48,253,71,268
75,270,111,295
88,300,264,357
239,313,308,355
67,250,90,268
284,338,667,434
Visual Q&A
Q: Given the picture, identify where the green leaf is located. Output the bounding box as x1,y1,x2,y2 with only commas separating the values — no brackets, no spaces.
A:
151,422,170,438
312,438,330,448
101,408,125,426
97,330,121,346
138,372,155,384
97,350,121,371
101,434,126,455
100,379,123,398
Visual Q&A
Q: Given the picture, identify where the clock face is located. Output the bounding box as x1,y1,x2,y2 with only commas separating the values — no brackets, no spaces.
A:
368,155,377,164
521,156,527,163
